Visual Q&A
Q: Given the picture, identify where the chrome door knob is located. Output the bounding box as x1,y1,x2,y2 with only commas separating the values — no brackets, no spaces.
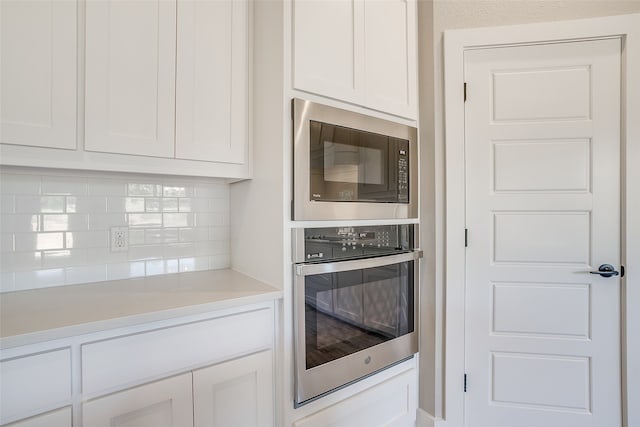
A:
589,264,620,278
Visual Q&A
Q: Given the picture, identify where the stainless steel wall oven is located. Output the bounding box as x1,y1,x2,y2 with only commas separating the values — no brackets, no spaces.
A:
292,98,418,221
292,224,420,406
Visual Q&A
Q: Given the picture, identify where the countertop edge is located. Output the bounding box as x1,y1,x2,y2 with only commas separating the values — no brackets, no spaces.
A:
0,270,283,350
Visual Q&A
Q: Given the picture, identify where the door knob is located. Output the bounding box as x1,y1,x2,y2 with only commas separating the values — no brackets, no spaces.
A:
589,264,620,278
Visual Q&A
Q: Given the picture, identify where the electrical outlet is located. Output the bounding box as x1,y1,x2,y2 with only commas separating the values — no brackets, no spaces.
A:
110,227,129,252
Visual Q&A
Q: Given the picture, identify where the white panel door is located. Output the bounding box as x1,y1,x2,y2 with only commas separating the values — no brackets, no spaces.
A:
0,0,76,149
464,39,621,427
363,0,416,118
175,0,248,164
193,351,274,427
83,373,193,427
85,0,176,158
293,0,364,103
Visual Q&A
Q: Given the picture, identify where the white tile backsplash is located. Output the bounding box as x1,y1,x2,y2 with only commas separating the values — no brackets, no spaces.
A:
0,167,231,292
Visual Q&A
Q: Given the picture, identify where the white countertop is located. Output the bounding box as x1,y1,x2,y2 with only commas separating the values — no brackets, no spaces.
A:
0,269,282,349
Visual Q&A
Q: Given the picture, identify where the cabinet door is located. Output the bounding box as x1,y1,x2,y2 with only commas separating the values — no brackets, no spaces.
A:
193,351,274,427
175,0,248,164
363,0,417,118
0,0,76,149
83,373,193,427
5,407,71,427
293,0,364,103
85,0,176,158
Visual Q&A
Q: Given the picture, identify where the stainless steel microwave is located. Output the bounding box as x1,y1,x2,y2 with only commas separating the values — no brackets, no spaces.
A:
292,99,418,221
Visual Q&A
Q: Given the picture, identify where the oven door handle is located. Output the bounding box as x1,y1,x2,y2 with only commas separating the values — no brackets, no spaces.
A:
295,250,423,276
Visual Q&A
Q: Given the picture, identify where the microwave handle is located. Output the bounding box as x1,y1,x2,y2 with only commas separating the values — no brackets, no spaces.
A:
295,250,423,276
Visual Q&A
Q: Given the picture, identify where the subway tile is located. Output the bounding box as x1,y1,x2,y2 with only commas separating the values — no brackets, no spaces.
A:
144,228,166,245
165,259,179,274
106,197,126,213
1,214,39,233
15,196,62,214
128,229,145,246
87,178,127,196
42,177,88,196
43,249,88,269
7,252,42,271
0,272,15,292
67,196,107,214
145,198,161,212
163,213,192,228
128,183,158,197
128,244,164,261
125,197,146,213
179,256,210,272
42,214,89,232
162,198,178,212
209,254,230,270
89,213,127,229
128,213,162,227
188,198,208,212
178,198,192,212
0,233,14,252
179,227,209,243
0,195,15,214
66,231,108,249
163,243,195,259
145,259,167,276
163,185,191,198
65,265,106,285
193,213,212,227
14,268,65,290
209,226,230,241
0,252,14,272
86,247,128,265
106,261,145,281
209,198,229,213
15,232,64,251
0,173,41,195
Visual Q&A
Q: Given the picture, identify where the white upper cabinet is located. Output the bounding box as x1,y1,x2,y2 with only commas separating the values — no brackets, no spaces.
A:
293,0,364,103
175,0,249,164
0,0,77,149
85,0,177,157
363,0,416,118
293,0,417,119
84,0,249,166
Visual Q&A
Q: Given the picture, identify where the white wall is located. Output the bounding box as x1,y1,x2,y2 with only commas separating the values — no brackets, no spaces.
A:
0,167,230,292
419,0,640,421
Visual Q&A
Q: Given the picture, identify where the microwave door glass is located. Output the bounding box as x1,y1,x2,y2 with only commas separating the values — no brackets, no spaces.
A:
310,121,392,202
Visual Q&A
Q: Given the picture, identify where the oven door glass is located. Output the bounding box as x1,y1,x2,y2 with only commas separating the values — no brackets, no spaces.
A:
309,120,406,202
304,259,414,370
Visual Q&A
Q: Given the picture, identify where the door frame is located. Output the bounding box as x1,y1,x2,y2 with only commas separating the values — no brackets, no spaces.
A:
443,13,640,427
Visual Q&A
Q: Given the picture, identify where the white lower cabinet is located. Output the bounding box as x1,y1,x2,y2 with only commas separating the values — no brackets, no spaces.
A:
4,408,71,427
194,351,274,427
83,351,274,427
0,302,276,427
293,366,417,427
83,374,194,427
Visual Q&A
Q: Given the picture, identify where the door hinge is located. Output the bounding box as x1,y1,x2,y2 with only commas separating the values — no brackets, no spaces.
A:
465,228,468,247
464,82,467,102
621,265,625,278
464,373,468,392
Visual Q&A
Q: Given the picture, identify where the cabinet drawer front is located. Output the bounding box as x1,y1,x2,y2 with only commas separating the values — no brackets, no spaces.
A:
293,368,417,427
0,349,71,423
83,373,193,427
82,307,273,395
4,407,72,427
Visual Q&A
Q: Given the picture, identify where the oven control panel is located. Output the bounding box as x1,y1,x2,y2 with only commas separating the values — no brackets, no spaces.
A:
302,224,415,262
